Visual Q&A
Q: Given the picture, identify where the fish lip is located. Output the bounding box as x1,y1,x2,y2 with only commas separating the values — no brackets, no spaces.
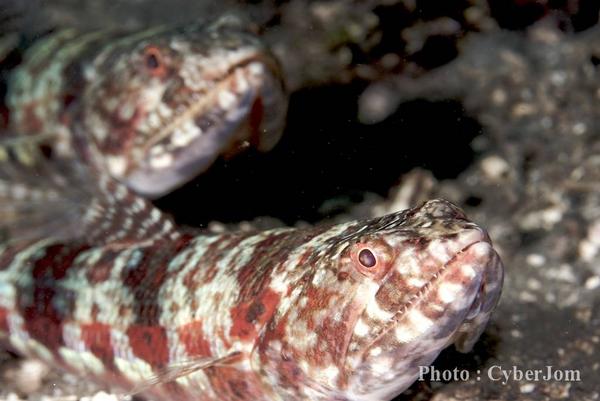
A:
227,51,285,86
227,54,287,151
391,233,489,326
451,246,504,352
124,54,286,197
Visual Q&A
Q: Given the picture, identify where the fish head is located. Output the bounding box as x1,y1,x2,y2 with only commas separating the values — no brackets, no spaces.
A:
339,199,504,400
256,199,503,401
80,15,287,197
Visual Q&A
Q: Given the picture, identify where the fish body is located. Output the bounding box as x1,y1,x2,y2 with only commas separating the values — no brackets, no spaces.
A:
0,190,504,400
2,15,287,197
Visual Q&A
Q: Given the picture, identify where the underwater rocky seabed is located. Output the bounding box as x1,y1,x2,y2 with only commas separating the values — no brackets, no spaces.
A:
1,0,600,400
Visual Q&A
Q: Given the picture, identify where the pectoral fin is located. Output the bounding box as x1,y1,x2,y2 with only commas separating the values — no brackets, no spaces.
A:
125,352,243,397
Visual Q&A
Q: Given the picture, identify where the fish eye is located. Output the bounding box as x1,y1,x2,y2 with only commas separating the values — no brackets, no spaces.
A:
358,248,376,268
347,240,394,281
143,46,166,76
146,53,160,69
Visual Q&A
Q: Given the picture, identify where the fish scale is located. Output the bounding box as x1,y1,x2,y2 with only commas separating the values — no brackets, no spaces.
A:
1,14,287,198
0,15,503,399
0,145,505,401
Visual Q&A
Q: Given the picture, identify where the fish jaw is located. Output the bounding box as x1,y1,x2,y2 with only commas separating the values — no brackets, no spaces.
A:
75,16,287,198
343,211,504,400
122,56,286,198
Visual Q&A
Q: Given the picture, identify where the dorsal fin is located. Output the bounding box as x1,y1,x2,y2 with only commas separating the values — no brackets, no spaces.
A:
0,132,180,247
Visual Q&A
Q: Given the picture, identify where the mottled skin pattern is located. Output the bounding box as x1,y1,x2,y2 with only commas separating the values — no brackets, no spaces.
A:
0,198,504,401
2,15,287,197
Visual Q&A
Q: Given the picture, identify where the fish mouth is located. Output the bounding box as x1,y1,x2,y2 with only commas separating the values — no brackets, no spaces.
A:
364,225,492,349
448,243,503,353
125,55,287,198
344,228,503,400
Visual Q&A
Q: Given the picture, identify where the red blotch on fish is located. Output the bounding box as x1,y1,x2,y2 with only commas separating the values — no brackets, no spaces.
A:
178,320,212,357
127,325,169,367
230,289,280,341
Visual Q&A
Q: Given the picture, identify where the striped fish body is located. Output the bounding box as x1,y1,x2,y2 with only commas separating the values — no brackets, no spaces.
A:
2,15,287,197
0,199,504,401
